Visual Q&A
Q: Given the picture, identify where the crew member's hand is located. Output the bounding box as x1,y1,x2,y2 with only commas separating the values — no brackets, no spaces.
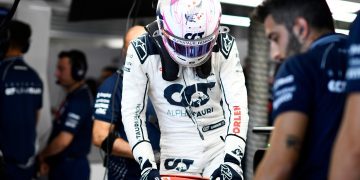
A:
39,161,49,176
37,154,49,176
210,162,243,180
140,167,161,180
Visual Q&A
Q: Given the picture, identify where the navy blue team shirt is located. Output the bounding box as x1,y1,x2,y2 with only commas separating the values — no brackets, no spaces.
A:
271,33,348,180
346,12,360,92
0,57,43,165
47,84,93,163
94,72,160,180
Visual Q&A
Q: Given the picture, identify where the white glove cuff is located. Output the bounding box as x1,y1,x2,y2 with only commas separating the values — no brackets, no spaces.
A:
133,142,157,169
225,135,246,163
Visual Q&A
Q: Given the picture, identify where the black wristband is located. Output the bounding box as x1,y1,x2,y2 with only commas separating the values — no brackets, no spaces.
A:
225,153,241,165
100,132,117,154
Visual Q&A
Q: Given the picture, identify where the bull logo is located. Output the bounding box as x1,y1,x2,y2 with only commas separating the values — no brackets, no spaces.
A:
190,91,209,107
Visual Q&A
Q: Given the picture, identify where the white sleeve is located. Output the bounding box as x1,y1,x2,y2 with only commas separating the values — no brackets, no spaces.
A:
219,41,249,165
121,44,157,170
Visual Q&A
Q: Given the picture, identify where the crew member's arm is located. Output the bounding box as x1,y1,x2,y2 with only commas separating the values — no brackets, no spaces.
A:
40,95,90,160
38,131,72,176
254,57,313,179
39,130,74,175
92,120,133,158
330,94,360,179
121,38,157,171
39,131,74,159
329,12,360,180
92,72,134,158
254,112,307,180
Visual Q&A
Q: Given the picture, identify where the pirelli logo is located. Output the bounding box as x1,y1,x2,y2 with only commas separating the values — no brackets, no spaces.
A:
233,106,241,134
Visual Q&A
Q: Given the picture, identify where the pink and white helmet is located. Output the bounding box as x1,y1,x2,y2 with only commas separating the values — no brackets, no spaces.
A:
156,0,222,67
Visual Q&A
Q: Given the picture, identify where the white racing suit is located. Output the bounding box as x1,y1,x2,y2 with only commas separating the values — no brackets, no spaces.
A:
121,32,249,178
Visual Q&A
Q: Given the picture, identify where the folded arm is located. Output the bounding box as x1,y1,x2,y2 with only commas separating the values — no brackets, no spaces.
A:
92,119,133,158
254,111,308,180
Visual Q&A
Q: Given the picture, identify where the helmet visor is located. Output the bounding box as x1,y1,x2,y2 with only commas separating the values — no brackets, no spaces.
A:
162,30,217,59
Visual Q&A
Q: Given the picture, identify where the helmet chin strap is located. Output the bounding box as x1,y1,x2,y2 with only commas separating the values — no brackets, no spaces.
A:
146,21,179,81
145,20,212,81
195,56,212,79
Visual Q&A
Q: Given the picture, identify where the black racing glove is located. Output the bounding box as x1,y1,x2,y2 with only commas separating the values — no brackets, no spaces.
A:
140,167,161,180
210,162,243,180
215,134,245,180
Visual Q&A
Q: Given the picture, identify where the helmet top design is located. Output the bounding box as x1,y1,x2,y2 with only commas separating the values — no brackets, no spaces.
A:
156,0,222,67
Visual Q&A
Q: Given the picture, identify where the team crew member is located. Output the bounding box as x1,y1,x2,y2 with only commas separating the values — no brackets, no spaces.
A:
330,12,360,180
92,25,160,180
0,20,43,180
252,0,348,179
121,0,249,179
38,50,93,180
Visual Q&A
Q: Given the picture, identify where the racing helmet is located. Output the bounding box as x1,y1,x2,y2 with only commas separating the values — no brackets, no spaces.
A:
156,0,222,67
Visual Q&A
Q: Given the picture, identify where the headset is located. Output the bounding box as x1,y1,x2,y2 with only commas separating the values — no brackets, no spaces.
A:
69,50,87,81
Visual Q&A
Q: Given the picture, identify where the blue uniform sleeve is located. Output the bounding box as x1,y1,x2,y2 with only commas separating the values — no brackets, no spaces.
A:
93,73,122,123
271,57,314,123
61,94,92,134
346,12,360,92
